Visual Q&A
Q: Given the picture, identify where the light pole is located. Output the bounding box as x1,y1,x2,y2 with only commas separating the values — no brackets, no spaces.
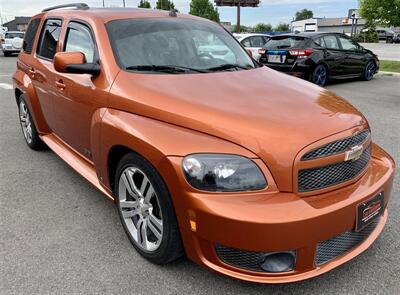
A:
102,0,105,8
123,0,126,7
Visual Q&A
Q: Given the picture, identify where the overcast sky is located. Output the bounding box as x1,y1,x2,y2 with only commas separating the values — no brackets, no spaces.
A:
0,0,358,26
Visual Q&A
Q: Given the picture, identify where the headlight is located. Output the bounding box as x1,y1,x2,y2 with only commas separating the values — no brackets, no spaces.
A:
182,154,267,192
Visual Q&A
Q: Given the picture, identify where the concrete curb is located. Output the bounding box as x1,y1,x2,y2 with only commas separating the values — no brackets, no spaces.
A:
377,71,400,76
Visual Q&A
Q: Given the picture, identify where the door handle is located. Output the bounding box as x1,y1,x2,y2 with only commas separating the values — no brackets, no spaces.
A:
55,79,66,91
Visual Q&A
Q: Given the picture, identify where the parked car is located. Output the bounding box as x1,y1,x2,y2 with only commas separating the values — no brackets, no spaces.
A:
1,31,24,56
233,33,270,61
13,3,395,284
259,32,379,86
376,29,395,43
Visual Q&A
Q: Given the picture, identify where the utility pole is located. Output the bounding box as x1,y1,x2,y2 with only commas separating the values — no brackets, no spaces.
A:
236,2,241,33
123,0,126,8
102,0,105,8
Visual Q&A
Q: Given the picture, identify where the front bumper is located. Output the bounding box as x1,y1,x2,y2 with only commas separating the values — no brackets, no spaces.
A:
1,45,21,53
157,144,395,283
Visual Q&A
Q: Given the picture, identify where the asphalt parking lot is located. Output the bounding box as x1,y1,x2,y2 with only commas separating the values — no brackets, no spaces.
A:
0,54,399,294
360,42,400,61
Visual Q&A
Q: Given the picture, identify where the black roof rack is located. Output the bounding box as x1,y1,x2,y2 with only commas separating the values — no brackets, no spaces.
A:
42,3,89,12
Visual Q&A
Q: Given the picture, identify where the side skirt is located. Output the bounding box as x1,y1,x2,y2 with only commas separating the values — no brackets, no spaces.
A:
40,133,115,202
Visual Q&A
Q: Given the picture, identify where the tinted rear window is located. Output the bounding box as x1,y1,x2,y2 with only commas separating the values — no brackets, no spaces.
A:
23,19,41,53
265,36,307,49
5,32,24,39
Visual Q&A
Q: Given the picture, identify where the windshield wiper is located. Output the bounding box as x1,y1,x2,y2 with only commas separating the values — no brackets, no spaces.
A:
205,64,251,72
125,65,206,73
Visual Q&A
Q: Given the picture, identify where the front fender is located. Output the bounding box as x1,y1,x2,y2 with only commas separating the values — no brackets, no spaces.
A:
96,108,258,190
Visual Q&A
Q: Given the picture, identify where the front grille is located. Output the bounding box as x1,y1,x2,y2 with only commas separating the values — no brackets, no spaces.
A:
215,244,268,272
302,130,370,161
298,145,371,192
315,218,380,266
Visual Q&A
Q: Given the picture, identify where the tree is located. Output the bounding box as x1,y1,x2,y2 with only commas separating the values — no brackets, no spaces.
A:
189,0,220,22
252,23,272,33
295,9,313,21
359,0,400,28
156,0,176,11
232,25,251,33
138,0,151,8
275,23,290,32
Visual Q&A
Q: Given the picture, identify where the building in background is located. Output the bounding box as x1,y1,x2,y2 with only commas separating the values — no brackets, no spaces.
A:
3,17,31,32
291,9,365,35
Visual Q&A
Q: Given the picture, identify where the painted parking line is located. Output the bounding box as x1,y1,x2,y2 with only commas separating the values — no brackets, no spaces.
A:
0,83,13,90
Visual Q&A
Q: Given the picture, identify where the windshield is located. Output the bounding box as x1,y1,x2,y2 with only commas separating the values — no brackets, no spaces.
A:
5,32,24,39
106,18,255,74
264,36,306,49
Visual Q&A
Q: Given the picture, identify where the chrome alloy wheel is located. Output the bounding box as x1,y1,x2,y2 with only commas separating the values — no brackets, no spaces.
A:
118,167,163,252
19,100,33,144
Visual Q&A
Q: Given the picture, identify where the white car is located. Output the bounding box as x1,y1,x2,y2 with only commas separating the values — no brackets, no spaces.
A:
1,31,24,56
234,33,270,61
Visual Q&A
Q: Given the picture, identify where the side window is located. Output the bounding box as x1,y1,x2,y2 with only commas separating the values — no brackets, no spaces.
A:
23,19,41,53
314,37,326,48
241,37,251,47
250,36,265,47
323,35,340,50
64,22,96,63
338,36,357,51
262,36,270,45
37,19,62,59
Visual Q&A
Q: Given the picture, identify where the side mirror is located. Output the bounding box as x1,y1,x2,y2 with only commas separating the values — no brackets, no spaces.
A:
54,52,100,76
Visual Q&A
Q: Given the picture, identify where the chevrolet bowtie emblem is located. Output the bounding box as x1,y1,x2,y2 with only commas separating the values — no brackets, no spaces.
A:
345,145,364,162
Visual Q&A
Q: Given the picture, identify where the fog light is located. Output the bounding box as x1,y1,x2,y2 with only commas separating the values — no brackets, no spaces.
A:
260,252,295,273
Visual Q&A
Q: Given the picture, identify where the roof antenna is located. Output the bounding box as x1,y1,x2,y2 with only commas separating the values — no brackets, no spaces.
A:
169,9,177,17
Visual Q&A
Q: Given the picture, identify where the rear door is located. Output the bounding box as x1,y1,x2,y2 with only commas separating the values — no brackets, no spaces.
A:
321,35,346,76
337,35,365,75
29,18,63,131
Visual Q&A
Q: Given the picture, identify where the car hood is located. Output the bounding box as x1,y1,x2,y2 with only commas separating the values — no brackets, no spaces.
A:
111,66,367,191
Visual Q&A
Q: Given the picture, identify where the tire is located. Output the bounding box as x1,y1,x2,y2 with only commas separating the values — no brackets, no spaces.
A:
115,152,184,264
310,64,328,87
3,52,11,57
18,95,46,150
363,61,376,81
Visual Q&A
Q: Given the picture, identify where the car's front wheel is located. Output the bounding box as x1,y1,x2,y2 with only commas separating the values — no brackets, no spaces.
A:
310,64,328,87
18,95,46,150
115,153,184,264
363,61,376,81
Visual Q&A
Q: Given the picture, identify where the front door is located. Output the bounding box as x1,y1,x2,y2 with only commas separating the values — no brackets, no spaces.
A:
52,20,107,160
337,35,365,75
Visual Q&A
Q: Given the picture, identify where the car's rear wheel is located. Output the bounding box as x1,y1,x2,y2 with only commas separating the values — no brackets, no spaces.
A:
363,61,376,81
310,64,328,87
18,96,46,150
115,153,184,264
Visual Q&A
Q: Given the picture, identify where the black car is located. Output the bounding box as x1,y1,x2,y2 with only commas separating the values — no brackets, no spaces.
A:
258,32,379,86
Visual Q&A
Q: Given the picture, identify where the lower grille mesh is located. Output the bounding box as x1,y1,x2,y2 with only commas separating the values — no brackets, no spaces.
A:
315,218,380,266
298,145,371,192
215,245,268,272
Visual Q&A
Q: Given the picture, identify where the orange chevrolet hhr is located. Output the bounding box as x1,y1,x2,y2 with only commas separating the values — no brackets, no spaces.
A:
13,3,395,283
